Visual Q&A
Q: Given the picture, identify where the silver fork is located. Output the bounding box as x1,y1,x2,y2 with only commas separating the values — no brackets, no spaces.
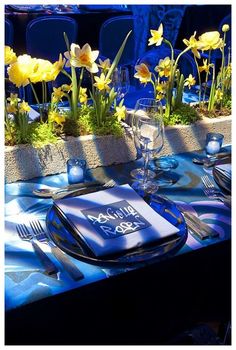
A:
201,175,227,198
52,179,116,200
30,220,84,281
16,224,59,275
201,175,231,207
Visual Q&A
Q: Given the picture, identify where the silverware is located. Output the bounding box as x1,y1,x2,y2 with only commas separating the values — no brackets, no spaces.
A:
176,204,219,239
16,224,59,275
33,180,102,198
30,220,84,281
192,152,231,166
52,179,116,200
201,175,231,207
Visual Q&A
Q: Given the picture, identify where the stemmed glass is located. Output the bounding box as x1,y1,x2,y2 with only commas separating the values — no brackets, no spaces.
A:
131,98,164,194
111,66,130,102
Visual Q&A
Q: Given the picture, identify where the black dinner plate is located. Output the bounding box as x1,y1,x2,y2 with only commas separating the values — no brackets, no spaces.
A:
46,194,188,267
212,158,231,194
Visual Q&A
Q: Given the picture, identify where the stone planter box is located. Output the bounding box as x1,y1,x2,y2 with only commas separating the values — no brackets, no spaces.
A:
5,116,231,183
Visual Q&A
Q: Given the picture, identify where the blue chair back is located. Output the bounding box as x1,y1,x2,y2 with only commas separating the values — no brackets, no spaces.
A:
5,18,14,46
99,15,135,66
160,8,186,47
26,15,78,62
136,47,197,79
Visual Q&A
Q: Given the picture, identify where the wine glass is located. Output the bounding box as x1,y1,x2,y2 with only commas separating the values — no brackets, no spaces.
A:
131,98,164,194
111,66,130,102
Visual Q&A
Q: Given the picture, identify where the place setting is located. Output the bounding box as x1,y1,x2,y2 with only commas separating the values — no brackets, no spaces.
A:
4,4,232,345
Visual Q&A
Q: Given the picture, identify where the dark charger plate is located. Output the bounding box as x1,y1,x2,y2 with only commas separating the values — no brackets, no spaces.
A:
46,194,188,267
212,158,231,194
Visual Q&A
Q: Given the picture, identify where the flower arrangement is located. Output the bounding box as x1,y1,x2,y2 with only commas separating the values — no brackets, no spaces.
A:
134,22,231,124
5,31,131,146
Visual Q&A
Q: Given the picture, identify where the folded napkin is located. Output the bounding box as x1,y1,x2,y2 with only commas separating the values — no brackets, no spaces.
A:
213,163,231,193
214,163,231,180
53,184,179,258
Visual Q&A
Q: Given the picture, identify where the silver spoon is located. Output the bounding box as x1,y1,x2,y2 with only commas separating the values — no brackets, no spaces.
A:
33,180,102,198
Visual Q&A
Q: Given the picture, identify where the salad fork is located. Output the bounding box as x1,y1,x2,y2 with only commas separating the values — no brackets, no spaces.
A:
30,220,84,281
201,175,231,207
16,223,58,275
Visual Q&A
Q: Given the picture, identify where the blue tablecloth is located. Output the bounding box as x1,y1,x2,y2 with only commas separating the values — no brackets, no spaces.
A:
5,147,231,311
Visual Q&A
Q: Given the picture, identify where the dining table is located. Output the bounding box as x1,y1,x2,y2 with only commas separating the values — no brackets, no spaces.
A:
5,146,231,345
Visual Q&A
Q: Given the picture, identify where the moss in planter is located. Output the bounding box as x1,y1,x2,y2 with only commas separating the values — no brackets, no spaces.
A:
5,119,58,147
164,102,200,126
63,105,124,137
28,122,58,147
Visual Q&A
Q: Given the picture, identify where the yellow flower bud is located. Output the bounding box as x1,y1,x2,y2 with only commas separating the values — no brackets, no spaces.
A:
222,24,230,32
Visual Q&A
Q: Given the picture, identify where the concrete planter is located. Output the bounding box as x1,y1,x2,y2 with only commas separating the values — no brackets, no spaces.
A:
5,116,231,183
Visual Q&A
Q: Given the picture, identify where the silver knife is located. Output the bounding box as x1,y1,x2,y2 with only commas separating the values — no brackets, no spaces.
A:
176,205,219,239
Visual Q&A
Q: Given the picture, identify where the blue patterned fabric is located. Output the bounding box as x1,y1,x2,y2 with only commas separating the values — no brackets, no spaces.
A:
130,5,187,61
5,147,231,311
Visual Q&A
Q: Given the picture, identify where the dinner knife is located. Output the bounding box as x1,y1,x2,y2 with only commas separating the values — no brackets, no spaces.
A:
177,207,219,240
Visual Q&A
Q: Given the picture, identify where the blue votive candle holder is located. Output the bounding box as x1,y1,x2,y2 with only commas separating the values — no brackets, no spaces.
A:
67,159,86,184
205,132,224,157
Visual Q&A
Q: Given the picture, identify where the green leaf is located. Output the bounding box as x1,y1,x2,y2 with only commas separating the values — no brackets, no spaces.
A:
106,30,132,80
63,32,70,52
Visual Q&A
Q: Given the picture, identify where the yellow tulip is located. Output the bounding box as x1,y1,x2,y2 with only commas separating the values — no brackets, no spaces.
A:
50,54,66,81
7,54,36,87
198,31,224,51
222,24,230,33
29,59,54,83
134,63,152,84
155,57,171,77
94,73,111,91
148,23,163,46
64,43,99,73
5,46,17,65
183,31,202,58
184,74,196,89
19,101,30,114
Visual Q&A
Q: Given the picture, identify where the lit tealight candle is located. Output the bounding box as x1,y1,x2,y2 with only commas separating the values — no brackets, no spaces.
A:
206,140,221,155
67,159,86,184
205,132,224,157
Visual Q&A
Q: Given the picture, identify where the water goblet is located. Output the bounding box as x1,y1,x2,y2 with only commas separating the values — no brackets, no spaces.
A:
131,98,164,194
111,66,130,102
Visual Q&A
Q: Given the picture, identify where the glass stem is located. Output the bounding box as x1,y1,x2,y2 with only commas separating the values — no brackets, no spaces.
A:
142,142,150,187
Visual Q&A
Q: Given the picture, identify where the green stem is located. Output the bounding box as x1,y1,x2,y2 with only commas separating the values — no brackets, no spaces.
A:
42,81,45,112
71,66,78,119
167,46,191,120
77,67,84,101
89,71,95,97
203,49,212,103
194,55,202,106
150,77,156,99
29,81,43,122
220,32,226,108
61,69,72,81
163,38,174,62
208,64,216,111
